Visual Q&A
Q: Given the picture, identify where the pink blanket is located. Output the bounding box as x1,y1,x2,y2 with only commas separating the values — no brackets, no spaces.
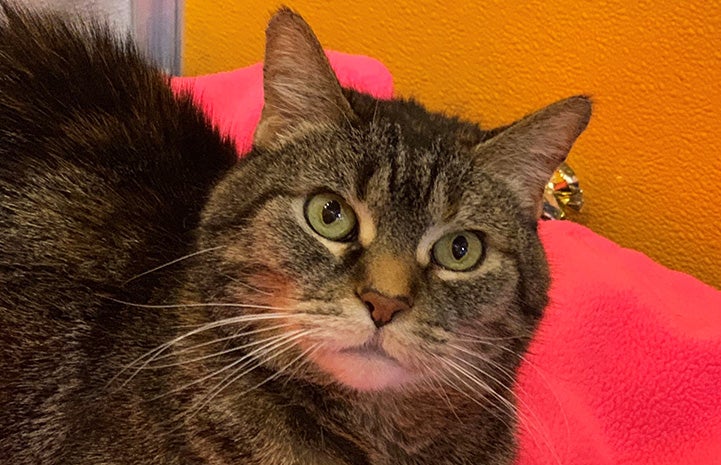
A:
171,54,721,465
518,221,721,464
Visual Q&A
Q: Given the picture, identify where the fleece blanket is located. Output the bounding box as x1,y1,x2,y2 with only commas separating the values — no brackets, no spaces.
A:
171,53,721,465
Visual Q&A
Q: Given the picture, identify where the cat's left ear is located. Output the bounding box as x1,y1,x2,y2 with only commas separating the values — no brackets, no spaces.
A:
253,8,355,149
474,96,592,218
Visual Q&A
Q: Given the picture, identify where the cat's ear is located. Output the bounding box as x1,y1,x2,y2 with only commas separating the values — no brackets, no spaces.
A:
475,96,592,218
253,8,355,149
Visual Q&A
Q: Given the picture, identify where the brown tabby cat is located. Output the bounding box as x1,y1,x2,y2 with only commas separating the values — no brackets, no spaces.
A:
0,3,591,464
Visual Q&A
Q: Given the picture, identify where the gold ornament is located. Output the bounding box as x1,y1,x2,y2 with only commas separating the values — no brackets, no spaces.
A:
542,162,584,220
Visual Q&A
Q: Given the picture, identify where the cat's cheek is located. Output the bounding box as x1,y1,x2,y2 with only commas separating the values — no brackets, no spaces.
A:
243,270,299,309
380,324,433,369
293,298,376,341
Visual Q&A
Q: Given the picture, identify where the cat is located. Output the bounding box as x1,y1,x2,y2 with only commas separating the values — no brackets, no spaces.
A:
0,3,591,464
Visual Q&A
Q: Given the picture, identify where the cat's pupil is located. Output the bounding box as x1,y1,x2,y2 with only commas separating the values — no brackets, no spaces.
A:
322,200,342,224
452,235,468,260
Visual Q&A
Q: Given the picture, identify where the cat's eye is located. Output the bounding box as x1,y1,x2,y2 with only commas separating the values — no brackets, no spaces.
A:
432,231,484,271
304,193,357,242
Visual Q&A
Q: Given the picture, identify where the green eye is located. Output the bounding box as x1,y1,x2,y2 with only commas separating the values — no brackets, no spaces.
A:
304,193,357,241
432,231,484,271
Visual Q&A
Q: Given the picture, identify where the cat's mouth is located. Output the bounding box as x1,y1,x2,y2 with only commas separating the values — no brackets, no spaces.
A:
339,333,397,362
311,332,415,391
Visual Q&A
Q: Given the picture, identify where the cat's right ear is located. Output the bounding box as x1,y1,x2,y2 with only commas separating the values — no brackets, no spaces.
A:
474,96,592,219
253,8,355,150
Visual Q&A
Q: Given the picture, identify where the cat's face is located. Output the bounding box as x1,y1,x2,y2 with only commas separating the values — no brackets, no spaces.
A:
202,122,542,392
193,9,590,393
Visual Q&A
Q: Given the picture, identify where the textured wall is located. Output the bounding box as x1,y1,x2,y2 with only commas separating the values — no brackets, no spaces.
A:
184,0,721,289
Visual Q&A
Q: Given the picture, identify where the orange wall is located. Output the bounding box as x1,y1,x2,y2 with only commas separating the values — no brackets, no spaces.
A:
184,0,721,289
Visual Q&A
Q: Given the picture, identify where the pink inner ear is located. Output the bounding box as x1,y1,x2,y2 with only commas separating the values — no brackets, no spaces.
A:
170,51,394,156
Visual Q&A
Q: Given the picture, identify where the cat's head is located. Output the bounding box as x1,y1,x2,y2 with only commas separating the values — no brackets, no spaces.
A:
193,8,590,393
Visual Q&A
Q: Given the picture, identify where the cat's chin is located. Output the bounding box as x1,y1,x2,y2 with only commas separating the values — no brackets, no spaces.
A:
312,347,415,392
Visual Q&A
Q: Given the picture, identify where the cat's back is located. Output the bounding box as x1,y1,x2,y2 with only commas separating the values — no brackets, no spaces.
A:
0,2,238,285
0,4,235,463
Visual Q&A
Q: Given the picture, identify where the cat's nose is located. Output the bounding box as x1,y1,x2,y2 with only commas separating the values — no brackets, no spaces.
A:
359,289,413,328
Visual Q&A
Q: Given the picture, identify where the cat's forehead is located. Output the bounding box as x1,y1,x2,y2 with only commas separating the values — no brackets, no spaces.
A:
352,129,468,210
293,124,495,240
231,97,520,248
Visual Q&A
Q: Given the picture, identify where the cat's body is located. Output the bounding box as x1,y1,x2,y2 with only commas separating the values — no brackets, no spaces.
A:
0,4,590,465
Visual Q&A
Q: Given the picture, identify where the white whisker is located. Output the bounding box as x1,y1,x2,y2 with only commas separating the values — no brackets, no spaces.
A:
109,313,302,388
122,246,225,285
150,323,295,363
433,364,509,428
447,343,563,465
419,359,462,424
153,329,311,402
178,329,318,421
442,356,517,416
455,331,530,342
102,297,294,312
144,324,300,369
222,274,275,296
282,342,323,388
448,343,517,382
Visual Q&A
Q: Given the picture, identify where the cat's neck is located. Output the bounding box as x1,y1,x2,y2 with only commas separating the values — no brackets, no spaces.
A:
312,381,517,462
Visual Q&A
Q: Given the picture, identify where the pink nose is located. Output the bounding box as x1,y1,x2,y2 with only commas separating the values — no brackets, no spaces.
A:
359,290,413,328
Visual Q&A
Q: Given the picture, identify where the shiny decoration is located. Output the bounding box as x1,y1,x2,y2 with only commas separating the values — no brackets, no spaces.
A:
542,162,584,220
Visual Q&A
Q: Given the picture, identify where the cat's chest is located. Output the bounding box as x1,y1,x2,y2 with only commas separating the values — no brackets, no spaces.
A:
319,394,464,462
310,387,518,465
